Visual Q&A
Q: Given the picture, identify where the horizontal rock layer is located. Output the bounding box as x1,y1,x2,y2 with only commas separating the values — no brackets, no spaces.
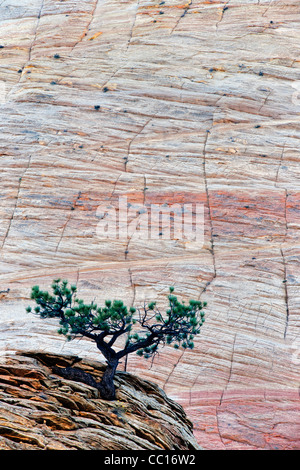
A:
0,351,200,450
0,0,299,449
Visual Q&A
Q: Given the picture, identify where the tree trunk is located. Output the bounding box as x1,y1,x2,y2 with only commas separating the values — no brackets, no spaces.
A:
98,359,119,400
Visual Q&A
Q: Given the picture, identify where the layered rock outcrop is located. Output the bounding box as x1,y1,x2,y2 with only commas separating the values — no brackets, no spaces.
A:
0,351,200,450
0,0,299,450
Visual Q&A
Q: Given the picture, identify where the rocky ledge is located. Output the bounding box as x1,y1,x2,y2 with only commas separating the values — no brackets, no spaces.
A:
0,351,201,450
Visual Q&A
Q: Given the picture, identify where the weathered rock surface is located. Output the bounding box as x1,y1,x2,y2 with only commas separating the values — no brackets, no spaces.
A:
0,351,200,450
0,0,299,450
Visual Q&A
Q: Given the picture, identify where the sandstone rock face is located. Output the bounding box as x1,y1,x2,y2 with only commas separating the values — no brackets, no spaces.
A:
0,0,299,450
0,352,200,450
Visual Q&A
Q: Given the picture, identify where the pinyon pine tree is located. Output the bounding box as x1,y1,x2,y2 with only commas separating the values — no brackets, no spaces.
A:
27,280,206,400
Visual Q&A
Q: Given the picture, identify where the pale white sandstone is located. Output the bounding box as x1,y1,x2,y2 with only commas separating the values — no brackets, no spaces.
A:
0,0,299,449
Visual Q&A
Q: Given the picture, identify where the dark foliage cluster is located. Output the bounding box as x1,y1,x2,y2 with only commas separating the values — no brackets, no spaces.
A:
27,280,206,399
27,281,206,359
